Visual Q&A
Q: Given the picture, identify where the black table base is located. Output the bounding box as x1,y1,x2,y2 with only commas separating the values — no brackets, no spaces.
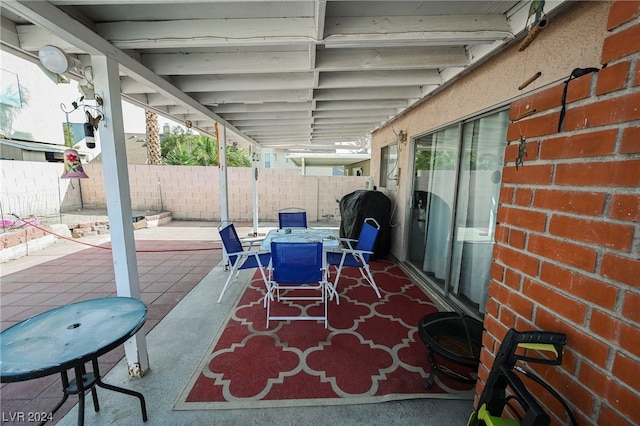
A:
46,358,147,426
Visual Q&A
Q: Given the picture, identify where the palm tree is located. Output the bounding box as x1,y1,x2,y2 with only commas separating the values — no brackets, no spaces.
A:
164,142,196,165
159,125,251,167
226,145,251,167
192,134,218,166
145,110,162,164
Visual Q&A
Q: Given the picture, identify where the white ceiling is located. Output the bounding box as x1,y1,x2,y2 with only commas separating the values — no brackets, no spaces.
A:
1,1,568,153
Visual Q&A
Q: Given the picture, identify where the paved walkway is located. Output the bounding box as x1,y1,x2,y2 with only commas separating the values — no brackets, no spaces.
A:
0,221,223,424
0,221,472,425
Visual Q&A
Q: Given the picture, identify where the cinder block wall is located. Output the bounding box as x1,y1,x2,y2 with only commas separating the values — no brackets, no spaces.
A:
0,160,82,219
68,163,367,222
481,2,640,425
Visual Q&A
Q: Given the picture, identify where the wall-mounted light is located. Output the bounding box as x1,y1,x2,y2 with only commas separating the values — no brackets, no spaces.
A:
38,45,80,74
393,127,407,144
393,128,408,152
38,45,94,97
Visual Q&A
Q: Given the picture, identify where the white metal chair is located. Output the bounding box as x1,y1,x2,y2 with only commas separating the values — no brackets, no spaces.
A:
326,217,382,301
266,240,329,328
217,221,271,303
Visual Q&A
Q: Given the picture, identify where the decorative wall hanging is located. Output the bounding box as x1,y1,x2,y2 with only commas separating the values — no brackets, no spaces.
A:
60,148,89,179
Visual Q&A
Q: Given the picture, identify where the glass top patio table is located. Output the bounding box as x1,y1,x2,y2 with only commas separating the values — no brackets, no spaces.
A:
1,297,147,381
260,228,340,251
1,297,149,425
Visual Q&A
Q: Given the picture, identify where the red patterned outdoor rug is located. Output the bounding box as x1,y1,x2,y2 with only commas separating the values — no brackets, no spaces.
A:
175,261,474,410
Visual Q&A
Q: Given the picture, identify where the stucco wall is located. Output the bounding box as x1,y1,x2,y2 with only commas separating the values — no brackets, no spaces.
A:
371,1,611,260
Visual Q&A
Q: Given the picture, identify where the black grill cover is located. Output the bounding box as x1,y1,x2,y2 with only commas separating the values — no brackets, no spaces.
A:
338,190,391,260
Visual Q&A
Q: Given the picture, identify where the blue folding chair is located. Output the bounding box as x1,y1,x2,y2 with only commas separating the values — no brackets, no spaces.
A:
327,217,382,301
217,221,271,303
278,208,308,229
267,241,329,328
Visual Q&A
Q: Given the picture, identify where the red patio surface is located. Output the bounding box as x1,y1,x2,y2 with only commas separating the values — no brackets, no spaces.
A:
0,221,225,425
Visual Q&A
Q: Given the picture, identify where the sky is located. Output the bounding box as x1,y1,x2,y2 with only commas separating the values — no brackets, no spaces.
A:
1,50,183,142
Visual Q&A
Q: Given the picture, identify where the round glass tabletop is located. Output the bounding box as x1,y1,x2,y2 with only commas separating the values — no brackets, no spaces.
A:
1,297,147,382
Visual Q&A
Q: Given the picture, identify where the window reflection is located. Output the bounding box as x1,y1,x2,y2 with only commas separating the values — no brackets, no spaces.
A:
408,109,508,315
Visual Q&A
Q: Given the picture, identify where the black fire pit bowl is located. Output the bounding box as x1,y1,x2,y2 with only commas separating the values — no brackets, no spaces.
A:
418,312,483,390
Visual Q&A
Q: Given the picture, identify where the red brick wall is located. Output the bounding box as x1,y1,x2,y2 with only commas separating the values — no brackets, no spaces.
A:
0,227,49,249
480,1,640,425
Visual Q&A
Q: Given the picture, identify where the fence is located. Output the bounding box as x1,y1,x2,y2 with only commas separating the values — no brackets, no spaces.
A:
1,160,368,227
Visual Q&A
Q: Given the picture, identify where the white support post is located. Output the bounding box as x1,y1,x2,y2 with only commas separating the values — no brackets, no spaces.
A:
218,123,229,224
252,150,259,237
218,123,230,266
91,54,149,376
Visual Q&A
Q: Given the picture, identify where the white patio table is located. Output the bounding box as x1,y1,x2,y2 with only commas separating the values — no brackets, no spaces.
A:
260,228,340,252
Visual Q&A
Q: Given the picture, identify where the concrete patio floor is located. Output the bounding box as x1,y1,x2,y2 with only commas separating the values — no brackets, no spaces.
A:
1,221,473,425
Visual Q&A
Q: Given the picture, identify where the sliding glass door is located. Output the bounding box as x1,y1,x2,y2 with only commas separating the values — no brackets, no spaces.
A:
407,109,508,315
408,125,459,291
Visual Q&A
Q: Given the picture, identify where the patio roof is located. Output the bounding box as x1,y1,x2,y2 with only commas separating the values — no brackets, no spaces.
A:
1,1,569,153
286,152,370,167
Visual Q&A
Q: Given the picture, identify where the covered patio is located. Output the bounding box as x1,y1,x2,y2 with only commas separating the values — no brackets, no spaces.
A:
1,0,556,388
0,220,471,425
5,1,638,425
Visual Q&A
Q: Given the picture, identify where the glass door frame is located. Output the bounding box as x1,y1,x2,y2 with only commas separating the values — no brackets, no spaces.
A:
403,122,464,301
403,122,463,302
402,107,508,317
